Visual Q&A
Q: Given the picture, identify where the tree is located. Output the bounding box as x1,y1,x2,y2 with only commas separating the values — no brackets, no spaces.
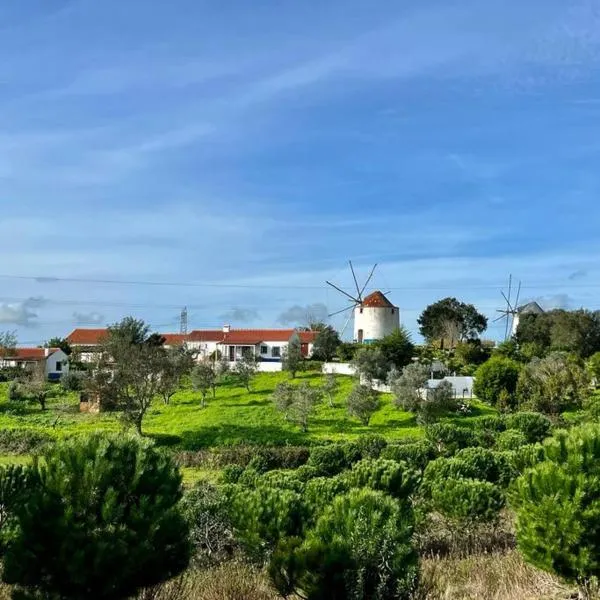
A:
375,327,414,370
587,351,600,386
192,360,216,408
322,372,339,408
473,356,521,410
510,424,600,598
516,309,600,359
0,331,16,358
418,297,487,348
454,339,489,368
351,346,390,383
22,362,49,411
272,382,295,421
44,337,72,356
270,489,418,600
158,347,195,405
517,352,589,415
312,326,341,361
288,382,322,432
283,336,303,378
347,383,379,425
2,433,190,600
390,363,430,413
235,355,258,391
91,318,167,434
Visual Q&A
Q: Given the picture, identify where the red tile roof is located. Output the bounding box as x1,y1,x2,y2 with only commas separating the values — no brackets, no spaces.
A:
298,331,319,343
361,291,395,308
161,333,189,346
0,348,58,361
188,330,226,343
221,329,296,345
67,328,108,345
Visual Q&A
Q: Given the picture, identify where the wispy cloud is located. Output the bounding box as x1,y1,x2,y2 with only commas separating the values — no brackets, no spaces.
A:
73,311,104,325
219,308,260,324
277,303,329,326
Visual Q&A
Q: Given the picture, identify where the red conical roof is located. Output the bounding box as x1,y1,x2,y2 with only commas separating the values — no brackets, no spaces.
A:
361,291,395,308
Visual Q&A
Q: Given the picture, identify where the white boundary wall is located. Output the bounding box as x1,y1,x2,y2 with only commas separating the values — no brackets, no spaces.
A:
322,362,355,376
257,362,283,372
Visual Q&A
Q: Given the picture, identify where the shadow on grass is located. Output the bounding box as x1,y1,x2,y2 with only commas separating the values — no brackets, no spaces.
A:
0,402,40,416
180,424,307,449
148,432,183,447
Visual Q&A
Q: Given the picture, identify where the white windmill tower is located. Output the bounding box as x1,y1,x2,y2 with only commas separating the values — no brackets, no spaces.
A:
326,262,400,343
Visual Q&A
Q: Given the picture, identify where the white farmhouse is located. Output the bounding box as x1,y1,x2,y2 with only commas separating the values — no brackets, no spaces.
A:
0,348,69,381
511,301,545,336
354,290,400,344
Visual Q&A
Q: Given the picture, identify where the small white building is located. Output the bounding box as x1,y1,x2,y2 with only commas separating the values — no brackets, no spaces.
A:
424,376,474,399
0,348,70,381
512,301,544,336
354,291,399,344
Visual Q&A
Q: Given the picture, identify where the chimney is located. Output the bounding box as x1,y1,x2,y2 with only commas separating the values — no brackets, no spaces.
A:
44,348,51,357
223,324,231,333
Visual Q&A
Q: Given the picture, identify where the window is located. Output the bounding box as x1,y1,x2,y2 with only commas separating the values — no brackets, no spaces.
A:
359,307,363,313
55,361,62,372
260,345,268,354
391,308,395,314
272,346,281,358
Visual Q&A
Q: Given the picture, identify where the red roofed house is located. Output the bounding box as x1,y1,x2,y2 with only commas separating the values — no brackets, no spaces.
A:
67,326,319,364
0,348,70,380
353,290,399,344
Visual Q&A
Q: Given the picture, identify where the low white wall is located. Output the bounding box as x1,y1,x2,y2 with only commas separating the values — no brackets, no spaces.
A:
322,362,355,376
257,362,283,372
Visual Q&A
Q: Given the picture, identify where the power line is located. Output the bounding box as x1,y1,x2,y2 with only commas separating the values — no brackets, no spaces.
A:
1,273,600,291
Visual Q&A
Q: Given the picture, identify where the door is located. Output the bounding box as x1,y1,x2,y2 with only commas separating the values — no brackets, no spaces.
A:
357,329,364,343
228,346,235,361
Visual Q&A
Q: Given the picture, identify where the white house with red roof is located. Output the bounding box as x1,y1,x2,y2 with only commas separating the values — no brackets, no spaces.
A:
67,326,319,364
354,290,400,344
0,348,70,380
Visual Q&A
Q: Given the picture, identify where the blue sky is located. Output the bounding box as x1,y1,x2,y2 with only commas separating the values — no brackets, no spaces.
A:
1,0,600,344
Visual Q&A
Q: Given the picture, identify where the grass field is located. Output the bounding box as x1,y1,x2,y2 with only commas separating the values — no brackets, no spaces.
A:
0,372,495,450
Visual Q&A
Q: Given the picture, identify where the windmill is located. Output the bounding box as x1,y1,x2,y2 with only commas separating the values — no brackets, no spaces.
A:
326,262,378,337
494,275,522,341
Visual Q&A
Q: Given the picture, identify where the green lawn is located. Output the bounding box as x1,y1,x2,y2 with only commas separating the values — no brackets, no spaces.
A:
0,372,495,449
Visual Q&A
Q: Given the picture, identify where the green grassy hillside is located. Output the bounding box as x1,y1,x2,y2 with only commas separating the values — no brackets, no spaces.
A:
0,372,494,448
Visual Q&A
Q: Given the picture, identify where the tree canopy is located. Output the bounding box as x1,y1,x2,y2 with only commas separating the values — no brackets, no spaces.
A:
418,297,487,348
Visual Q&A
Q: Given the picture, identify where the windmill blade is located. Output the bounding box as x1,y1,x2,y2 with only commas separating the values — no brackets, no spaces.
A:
506,274,513,308
326,280,360,304
358,264,378,299
501,291,515,312
349,261,363,301
340,311,353,337
513,281,522,311
493,313,508,323
328,305,355,318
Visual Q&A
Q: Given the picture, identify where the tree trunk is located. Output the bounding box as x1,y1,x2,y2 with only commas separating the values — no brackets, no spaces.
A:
135,417,143,436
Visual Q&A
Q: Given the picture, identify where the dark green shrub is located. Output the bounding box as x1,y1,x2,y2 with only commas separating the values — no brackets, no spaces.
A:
0,464,38,543
7,381,21,402
247,454,271,474
475,415,507,433
295,464,319,482
60,371,87,392
505,412,552,444
381,441,436,471
430,477,504,523
356,434,387,459
344,458,419,500
473,357,521,408
259,470,305,493
227,484,307,560
2,433,190,600
0,429,54,455
0,368,22,383
495,429,528,451
238,468,260,487
510,425,600,596
270,489,418,600
181,481,235,566
222,464,245,484
303,476,350,519
507,443,545,474
308,444,358,477
425,423,479,456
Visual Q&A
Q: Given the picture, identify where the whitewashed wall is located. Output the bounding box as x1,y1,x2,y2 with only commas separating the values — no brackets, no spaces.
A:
257,362,283,372
46,349,69,377
322,362,356,376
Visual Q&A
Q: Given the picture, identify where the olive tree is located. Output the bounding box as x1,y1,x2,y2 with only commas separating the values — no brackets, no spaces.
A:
283,336,304,378
322,372,339,407
347,383,379,425
234,355,258,391
2,433,190,600
192,360,216,408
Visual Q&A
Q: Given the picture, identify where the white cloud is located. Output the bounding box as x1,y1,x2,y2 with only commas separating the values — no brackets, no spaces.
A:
0,297,46,327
